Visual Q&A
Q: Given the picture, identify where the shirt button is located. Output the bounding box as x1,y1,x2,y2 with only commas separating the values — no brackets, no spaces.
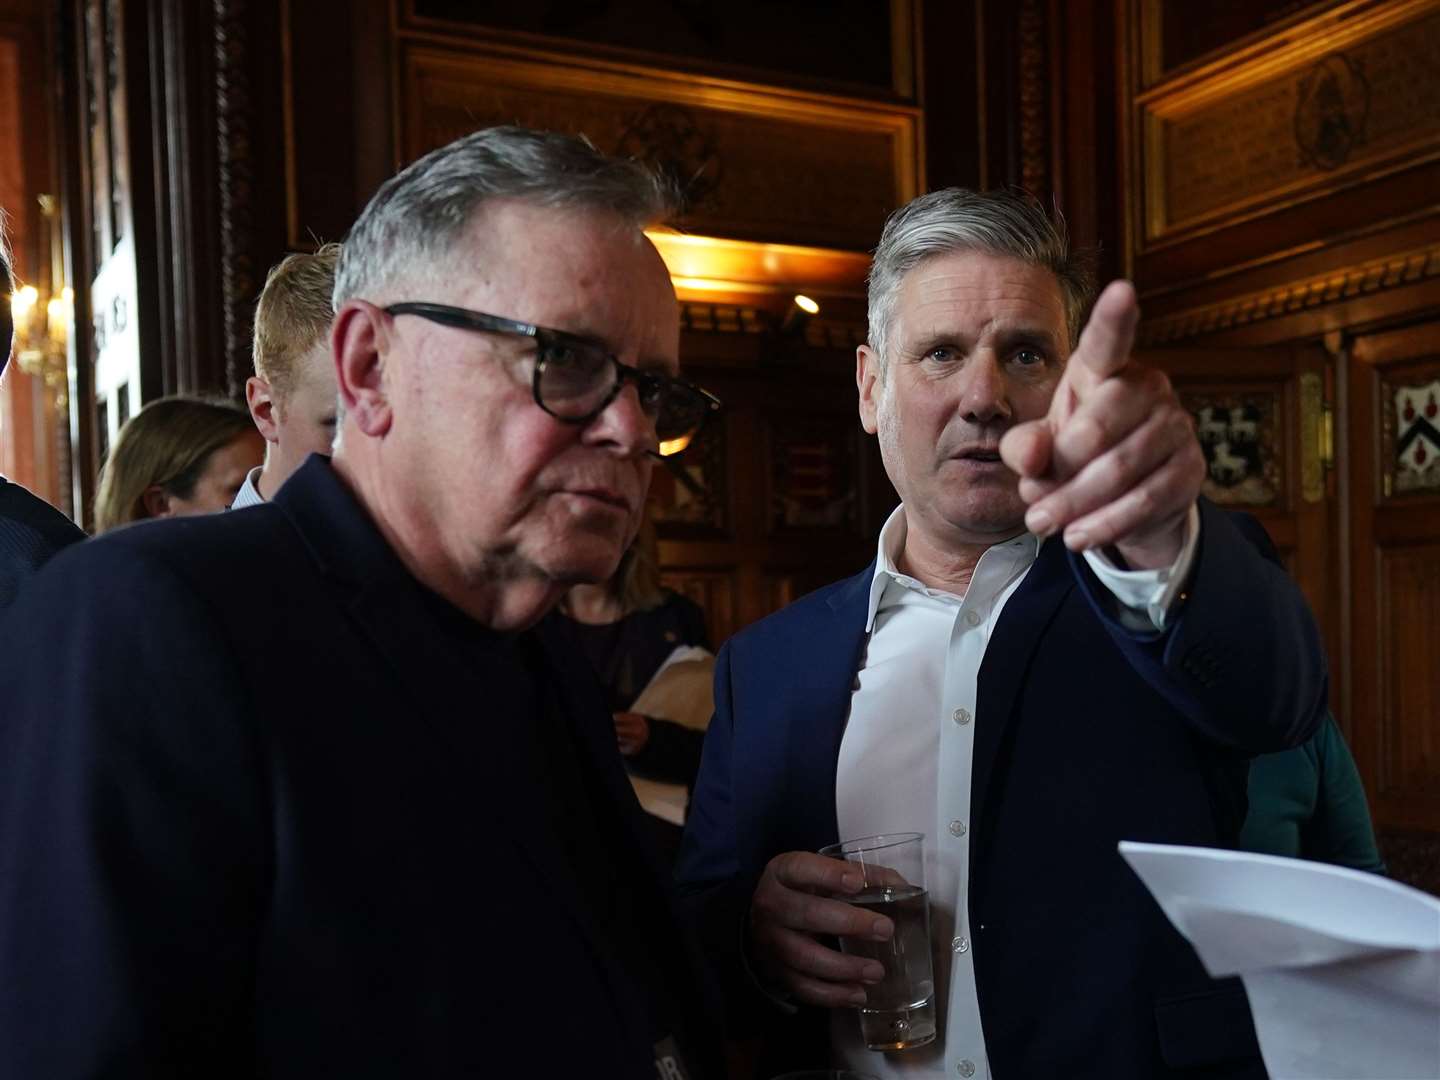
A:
957,1061,976,1077
952,707,971,725
964,610,981,627
948,819,966,837
951,936,969,953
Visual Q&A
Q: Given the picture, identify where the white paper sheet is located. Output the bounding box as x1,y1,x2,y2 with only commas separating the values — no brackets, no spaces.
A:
1120,841,1440,1080
626,646,716,825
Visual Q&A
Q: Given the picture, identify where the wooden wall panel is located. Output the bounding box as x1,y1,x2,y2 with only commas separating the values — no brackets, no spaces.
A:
1378,544,1440,805
402,0,914,100
1121,0,1440,340
1143,345,1340,690
398,44,920,252
1147,10,1439,240
1350,325,1440,890
657,567,738,652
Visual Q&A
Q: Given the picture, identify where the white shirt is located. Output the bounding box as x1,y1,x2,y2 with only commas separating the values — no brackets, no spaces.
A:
230,466,265,510
832,505,1199,1078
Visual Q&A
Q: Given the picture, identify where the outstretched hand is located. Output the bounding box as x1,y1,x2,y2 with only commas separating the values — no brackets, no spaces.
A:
998,280,1203,569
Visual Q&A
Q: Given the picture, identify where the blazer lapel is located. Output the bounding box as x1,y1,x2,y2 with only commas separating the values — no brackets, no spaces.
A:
789,564,876,850
971,538,1074,829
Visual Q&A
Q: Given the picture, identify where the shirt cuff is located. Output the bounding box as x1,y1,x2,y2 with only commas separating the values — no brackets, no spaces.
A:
1081,503,1200,632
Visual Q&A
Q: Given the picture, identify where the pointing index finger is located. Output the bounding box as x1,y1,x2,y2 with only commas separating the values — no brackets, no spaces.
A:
1073,279,1140,385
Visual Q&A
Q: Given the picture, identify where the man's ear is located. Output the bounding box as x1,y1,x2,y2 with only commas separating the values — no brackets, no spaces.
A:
141,484,174,519
245,376,280,444
857,344,883,435
332,300,393,439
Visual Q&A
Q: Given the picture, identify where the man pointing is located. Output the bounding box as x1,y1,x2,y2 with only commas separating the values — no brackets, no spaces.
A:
677,188,1325,1078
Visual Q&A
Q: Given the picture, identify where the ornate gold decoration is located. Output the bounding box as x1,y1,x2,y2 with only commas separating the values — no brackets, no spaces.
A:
1135,0,1440,245
1137,242,1440,346
214,0,255,395
8,195,72,409
1018,0,1049,195
679,302,865,349
401,44,920,253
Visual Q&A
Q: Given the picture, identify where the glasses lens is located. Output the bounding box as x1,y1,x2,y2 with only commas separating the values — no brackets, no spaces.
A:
536,340,613,418
654,384,714,457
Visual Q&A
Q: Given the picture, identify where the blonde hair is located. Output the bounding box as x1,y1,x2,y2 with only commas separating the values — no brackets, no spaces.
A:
612,514,665,613
252,243,340,400
94,396,256,533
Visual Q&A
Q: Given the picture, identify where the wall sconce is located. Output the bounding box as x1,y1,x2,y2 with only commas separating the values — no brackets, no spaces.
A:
6,194,73,408
763,293,821,366
9,281,73,408
781,293,820,337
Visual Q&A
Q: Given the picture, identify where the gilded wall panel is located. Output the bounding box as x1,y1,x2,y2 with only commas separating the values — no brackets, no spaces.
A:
1134,0,1440,246
401,47,920,252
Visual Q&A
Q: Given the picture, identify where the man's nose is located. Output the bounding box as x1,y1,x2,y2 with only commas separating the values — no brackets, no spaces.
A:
957,353,1012,425
584,380,656,456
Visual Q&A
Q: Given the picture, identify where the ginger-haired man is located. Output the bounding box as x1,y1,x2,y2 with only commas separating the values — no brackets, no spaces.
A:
234,242,340,507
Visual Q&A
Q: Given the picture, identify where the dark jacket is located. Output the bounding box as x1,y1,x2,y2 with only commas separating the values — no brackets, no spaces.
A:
0,474,84,611
0,457,717,1079
1242,711,1384,872
677,502,1326,1079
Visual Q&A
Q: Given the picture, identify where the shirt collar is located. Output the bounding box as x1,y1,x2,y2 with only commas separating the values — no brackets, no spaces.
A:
864,504,1041,632
229,466,265,511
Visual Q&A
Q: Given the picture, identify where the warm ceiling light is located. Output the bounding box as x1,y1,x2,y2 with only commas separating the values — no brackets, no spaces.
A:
780,293,821,338
10,284,38,326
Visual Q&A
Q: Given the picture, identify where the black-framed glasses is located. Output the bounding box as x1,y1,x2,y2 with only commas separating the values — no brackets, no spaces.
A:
385,302,721,457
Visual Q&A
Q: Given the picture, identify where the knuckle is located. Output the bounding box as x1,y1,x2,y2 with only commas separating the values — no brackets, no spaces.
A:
1129,482,1158,520
1107,440,1138,483
1074,413,1108,453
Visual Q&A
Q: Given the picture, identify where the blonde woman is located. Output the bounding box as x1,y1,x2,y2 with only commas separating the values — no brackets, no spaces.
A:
93,396,264,532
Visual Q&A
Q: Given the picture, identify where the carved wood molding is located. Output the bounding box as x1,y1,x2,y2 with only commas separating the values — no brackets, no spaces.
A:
214,0,254,395
1138,242,1440,346
1017,0,1049,196
680,301,866,349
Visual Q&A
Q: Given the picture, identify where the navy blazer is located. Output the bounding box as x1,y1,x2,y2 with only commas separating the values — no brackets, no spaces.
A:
0,458,716,1078
677,501,1325,1078
0,474,85,611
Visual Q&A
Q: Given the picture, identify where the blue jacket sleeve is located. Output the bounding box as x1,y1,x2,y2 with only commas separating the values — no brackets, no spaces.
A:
1069,500,1327,755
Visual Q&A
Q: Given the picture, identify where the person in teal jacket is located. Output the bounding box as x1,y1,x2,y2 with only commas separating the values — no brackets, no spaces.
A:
1241,711,1385,872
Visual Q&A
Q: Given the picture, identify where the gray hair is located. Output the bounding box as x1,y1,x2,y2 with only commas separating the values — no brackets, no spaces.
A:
334,126,679,307
866,188,1095,363
0,208,12,378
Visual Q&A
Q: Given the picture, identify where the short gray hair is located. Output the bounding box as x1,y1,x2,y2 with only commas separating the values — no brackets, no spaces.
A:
334,126,679,307
866,188,1095,362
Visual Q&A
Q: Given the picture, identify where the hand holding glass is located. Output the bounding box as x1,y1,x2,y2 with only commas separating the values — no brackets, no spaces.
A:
818,833,937,1052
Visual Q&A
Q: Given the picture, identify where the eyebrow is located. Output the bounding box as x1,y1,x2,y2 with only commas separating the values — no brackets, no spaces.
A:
990,326,1063,356
904,323,1062,360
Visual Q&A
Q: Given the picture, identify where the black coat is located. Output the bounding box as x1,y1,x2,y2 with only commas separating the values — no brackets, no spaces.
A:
0,457,717,1079
0,474,84,611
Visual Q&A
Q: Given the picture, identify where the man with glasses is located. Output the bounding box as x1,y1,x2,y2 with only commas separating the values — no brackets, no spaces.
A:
0,127,718,1078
